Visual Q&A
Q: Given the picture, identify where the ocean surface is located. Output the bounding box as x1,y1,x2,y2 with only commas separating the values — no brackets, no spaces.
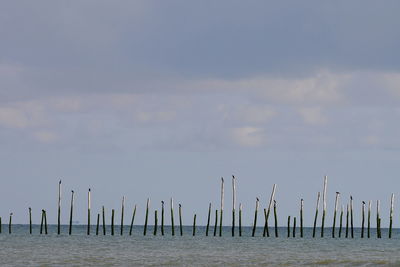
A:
0,225,399,266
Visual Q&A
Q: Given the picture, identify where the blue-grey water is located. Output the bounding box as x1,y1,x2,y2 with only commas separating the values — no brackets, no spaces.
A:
1,225,399,266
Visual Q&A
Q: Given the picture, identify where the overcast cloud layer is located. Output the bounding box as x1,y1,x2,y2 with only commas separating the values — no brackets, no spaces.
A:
1,1,400,226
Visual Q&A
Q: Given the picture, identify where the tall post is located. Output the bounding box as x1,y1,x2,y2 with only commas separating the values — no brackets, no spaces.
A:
29,207,32,234
239,203,242,237
8,213,13,234
345,203,349,238
332,192,339,238
57,180,61,235
121,196,125,236
389,193,394,238
171,198,175,236
206,203,211,236
367,200,371,238
312,192,320,238
154,210,158,236
339,205,343,238
193,214,197,236
96,213,100,235
287,216,290,238
300,199,304,238
321,176,327,238
263,184,276,237
350,196,354,238
0,217,2,234
102,206,106,235
377,200,381,238
40,210,44,234
274,200,278,237
87,188,91,235
161,201,165,236
232,175,236,237
293,217,296,238
144,198,150,236
252,197,259,237
111,209,115,236
129,205,137,236
361,201,365,238
179,204,183,236
263,208,267,237
44,210,48,235
69,190,74,235
219,177,224,237
213,209,218,236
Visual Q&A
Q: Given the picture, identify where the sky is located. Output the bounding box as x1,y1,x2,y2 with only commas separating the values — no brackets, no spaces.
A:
1,0,400,228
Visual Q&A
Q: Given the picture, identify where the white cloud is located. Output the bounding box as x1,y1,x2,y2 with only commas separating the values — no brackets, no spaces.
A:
231,127,266,147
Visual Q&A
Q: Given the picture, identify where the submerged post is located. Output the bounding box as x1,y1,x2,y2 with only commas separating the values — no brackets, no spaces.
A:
57,180,61,235
219,177,224,237
312,192,320,238
96,213,100,235
350,196,354,238
321,176,327,238
129,205,137,236
345,203,349,238
252,197,259,237
193,214,196,236
367,200,371,238
9,213,13,234
214,209,218,236
144,198,150,236
239,203,242,237
300,199,304,238
264,184,276,237
339,205,343,238
206,203,211,236
179,204,183,236
29,207,32,234
111,209,115,235
274,200,278,237
161,201,165,236
87,188,91,235
361,201,365,238
69,190,74,235
154,210,158,236
102,206,106,235
389,193,394,238
332,192,339,238
232,175,236,237
287,216,290,238
171,198,175,236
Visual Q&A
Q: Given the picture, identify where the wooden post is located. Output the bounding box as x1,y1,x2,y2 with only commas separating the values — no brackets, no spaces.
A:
102,206,106,235
206,203,211,236
332,192,339,238
0,217,2,234
232,175,236,237
389,194,394,238
219,177,224,237
213,209,218,236
321,176,327,238
44,210,48,235
377,200,381,238
96,213,100,235
69,190,74,235
345,203,349,238
312,192,320,238
300,199,304,238
111,209,115,236
274,200,278,237
58,180,61,235
339,205,343,238
154,210,158,236
367,200,371,238
121,196,125,236
87,188,91,235
129,205,137,236
287,216,290,238
361,201,365,238
193,214,196,236
263,208,267,237
378,218,382,238
161,201,165,236
171,198,175,236
29,207,32,234
8,213,13,234
144,198,150,236
252,197,259,237
263,184,276,237
239,203,242,237
293,217,296,238
40,210,44,234
350,196,354,238
179,204,183,236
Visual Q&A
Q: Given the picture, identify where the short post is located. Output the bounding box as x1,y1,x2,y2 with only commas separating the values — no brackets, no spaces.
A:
111,209,115,236
44,210,48,235
144,198,150,236
58,180,61,235
300,199,304,238
87,188,91,235
69,190,74,235
102,206,106,235
293,217,296,238
367,200,371,238
263,208,267,237
232,175,236,237
161,201,165,236
287,216,290,238
29,207,32,234
339,205,343,238
263,184,276,237
206,203,211,236
252,197,259,237
96,213,100,235
350,196,354,238
239,203,242,237
0,217,2,233
193,214,196,236
377,200,381,238
321,176,327,238
345,203,349,238
121,196,125,236
129,205,137,236
40,210,44,234
213,209,218,236
332,192,339,238
312,192,320,238
219,177,224,237
179,204,183,236
171,198,175,236
389,193,394,238
9,213,13,234
361,201,365,238
274,200,278,237
154,210,158,236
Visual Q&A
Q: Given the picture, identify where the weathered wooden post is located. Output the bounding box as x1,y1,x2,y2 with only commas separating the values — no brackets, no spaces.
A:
239,203,242,237
111,209,115,236
321,176,327,238
367,200,371,238
102,206,106,235
287,216,290,238
389,194,394,238
58,180,61,235
274,200,278,237
44,210,48,235
29,207,32,234
232,175,236,237
332,192,339,238
345,203,349,238
154,210,158,236
263,184,276,237
8,213,13,234
193,214,196,236
96,213,100,235
129,205,137,236
361,201,365,238
219,177,224,237
161,201,165,236
206,203,211,236
179,204,183,236
263,208,267,237
339,205,343,238
377,200,381,238
171,198,175,236
87,188,91,235
144,198,150,236
0,217,2,233
350,196,354,238
69,190,74,235
40,210,44,234
293,217,296,238
378,218,382,238
214,209,218,236
300,199,304,238
252,197,259,237
312,192,320,238
121,196,125,236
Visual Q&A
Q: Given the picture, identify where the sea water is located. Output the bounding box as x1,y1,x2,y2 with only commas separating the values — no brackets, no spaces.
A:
0,225,399,266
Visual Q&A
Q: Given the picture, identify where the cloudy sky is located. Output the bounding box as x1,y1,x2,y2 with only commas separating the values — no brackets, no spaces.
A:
1,0,400,227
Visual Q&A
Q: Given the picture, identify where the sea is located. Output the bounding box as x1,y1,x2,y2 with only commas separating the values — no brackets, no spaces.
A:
0,225,399,266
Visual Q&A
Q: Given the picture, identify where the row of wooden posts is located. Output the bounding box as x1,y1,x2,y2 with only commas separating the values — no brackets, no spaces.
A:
0,177,395,238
